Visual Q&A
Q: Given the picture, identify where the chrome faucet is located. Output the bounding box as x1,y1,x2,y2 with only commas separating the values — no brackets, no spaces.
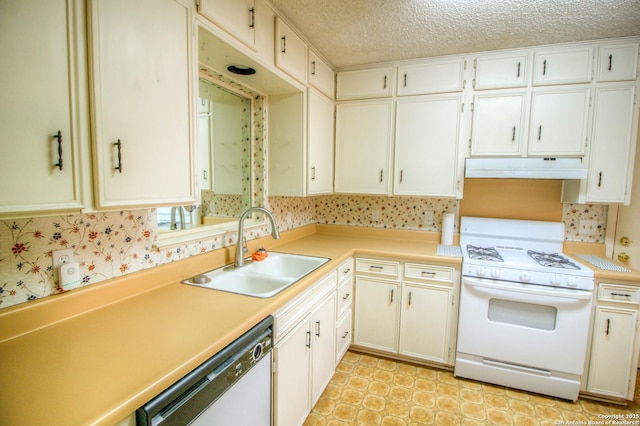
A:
234,207,280,268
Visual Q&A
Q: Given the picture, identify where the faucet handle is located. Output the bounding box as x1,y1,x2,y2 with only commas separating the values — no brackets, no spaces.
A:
242,236,248,254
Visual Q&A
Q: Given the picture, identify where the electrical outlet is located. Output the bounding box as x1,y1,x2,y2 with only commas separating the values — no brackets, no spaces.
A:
372,210,380,222
424,211,434,226
578,220,597,236
52,248,74,269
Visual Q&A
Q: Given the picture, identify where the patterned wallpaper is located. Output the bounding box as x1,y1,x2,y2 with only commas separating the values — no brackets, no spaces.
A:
0,197,607,310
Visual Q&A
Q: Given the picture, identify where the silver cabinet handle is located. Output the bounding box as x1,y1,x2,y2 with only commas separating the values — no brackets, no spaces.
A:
542,59,547,76
608,54,613,71
383,75,387,89
408,291,412,306
306,330,311,348
605,318,610,336
512,126,516,142
248,7,255,28
379,169,383,183
517,61,521,78
611,292,631,299
342,293,350,300
315,320,321,337
280,35,286,53
369,265,384,271
342,331,350,339
343,268,351,274
598,171,603,187
390,289,394,303
403,73,407,87
537,125,542,141
400,170,403,183
421,271,436,277
311,60,316,75
311,166,316,180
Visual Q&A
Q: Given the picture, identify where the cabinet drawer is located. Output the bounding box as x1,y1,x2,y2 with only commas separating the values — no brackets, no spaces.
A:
404,263,455,283
356,258,400,278
336,309,352,363
597,284,640,305
337,258,354,282
337,279,353,317
274,271,337,342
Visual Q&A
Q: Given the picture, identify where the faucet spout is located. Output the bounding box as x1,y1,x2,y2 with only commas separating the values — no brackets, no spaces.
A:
234,207,280,268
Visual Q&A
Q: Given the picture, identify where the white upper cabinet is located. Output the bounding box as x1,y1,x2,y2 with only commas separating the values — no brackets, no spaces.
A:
198,0,256,50
335,100,394,195
307,89,334,195
394,95,463,197
585,86,637,204
336,68,394,100
89,0,195,208
275,17,308,84
597,42,639,82
471,92,528,156
473,53,529,90
308,51,335,99
533,46,593,86
0,0,87,215
527,87,590,156
397,58,466,96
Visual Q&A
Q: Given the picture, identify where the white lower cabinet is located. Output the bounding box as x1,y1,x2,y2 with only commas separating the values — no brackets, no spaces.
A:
353,257,460,366
586,283,640,400
273,272,337,426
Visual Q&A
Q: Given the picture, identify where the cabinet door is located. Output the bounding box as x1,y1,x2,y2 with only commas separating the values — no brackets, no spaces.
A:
586,86,636,203
274,316,312,426
533,47,593,85
354,276,399,352
336,310,353,364
399,283,452,363
587,306,638,398
275,17,307,84
527,88,590,156
394,95,462,197
335,100,394,195
311,293,336,406
597,43,639,82
197,0,256,50
336,68,393,100
90,0,195,208
309,51,335,99
474,54,528,90
397,59,465,96
307,89,334,195
470,92,527,156
0,0,85,214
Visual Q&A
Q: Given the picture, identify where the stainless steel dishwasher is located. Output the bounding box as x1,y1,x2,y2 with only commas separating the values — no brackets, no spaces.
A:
136,316,273,425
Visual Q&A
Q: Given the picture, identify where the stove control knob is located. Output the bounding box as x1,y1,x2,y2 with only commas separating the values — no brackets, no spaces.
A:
490,268,501,279
476,266,487,277
550,274,562,286
520,271,531,282
567,276,579,288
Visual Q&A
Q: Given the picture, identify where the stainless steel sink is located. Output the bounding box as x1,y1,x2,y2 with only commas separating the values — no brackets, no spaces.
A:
183,252,330,298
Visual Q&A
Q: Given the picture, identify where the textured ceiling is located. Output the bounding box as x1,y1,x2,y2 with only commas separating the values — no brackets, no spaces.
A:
269,0,640,68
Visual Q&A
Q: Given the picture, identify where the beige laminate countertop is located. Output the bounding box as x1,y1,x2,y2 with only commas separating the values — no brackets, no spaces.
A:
0,224,637,426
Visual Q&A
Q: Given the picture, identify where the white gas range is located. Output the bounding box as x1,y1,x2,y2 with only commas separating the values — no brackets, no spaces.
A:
455,217,595,402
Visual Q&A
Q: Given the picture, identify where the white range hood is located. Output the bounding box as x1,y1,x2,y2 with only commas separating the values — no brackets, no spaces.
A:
465,158,587,179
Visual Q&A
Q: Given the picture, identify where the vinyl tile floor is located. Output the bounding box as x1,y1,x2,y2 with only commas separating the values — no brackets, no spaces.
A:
304,351,640,425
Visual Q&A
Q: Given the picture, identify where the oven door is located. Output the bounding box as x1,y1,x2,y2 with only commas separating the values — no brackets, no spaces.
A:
457,277,593,375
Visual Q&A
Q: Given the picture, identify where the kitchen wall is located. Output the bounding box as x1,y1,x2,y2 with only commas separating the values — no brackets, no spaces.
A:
0,189,606,310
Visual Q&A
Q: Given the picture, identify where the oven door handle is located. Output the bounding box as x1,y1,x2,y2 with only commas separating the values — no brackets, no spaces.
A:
463,277,593,301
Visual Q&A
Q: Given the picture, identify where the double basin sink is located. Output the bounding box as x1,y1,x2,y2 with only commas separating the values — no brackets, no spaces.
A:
183,252,330,298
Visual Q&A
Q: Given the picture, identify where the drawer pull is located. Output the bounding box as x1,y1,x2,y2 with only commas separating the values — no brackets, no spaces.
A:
610,292,632,299
53,130,63,171
421,271,437,276
342,331,350,339
605,318,610,336
343,268,351,274
369,265,384,271
408,291,412,306
390,289,394,303
342,293,350,300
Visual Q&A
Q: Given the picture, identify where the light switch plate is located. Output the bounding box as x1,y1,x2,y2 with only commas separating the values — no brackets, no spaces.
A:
578,220,597,235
